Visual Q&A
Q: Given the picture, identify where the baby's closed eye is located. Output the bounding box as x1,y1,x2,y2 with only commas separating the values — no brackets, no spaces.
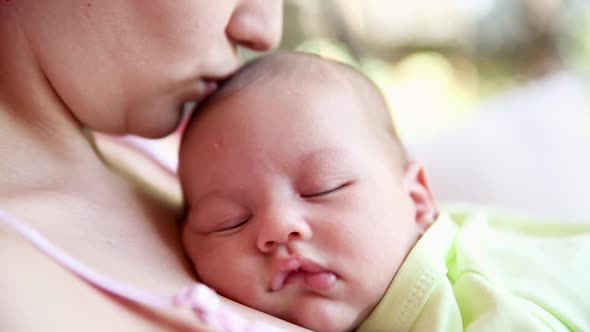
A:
299,180,353,199
185,197,251,236
211,214,252,235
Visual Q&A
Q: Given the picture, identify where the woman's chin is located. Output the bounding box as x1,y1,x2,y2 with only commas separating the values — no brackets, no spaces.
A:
129,117,182,139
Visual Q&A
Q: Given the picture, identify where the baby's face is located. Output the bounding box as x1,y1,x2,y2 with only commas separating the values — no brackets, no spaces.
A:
179,80,424,332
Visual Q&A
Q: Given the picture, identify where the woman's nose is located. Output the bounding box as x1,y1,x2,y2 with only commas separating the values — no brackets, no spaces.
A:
256,209,312,253
226,0,283,51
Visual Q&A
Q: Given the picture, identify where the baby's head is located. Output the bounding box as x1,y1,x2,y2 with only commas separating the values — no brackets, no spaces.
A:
178,52,438,332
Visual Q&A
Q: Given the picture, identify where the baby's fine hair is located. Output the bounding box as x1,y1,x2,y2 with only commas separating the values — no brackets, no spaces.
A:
195,51,408,165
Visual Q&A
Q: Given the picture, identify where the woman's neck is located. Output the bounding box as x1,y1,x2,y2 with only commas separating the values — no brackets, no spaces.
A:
0,7,106,196
0,4,192,297
0,109,105,193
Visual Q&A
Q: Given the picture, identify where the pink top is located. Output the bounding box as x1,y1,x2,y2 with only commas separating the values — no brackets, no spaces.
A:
0,209,282,331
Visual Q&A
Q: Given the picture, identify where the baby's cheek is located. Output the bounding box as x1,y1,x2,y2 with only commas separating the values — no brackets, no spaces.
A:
181,230,202,268
182,230,264,303
181,213,218,255
198,254,262,303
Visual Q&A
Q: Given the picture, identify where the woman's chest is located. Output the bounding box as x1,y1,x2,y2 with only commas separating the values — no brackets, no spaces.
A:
0,186,202,331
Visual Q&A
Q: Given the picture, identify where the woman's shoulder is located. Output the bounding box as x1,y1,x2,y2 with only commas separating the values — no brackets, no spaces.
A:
0,217,205,332
0,173,185,331
0,233,84,330
0,231,122,331
0,229,307,332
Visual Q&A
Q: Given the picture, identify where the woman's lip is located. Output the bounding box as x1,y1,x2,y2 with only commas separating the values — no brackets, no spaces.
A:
193,80,218,104
202,80,219,99
180,80,220,106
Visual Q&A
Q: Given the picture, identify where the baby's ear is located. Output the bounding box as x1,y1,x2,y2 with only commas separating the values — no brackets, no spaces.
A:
403,162,438,234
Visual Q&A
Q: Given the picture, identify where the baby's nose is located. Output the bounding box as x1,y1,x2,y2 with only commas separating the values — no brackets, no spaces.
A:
256,211,312,253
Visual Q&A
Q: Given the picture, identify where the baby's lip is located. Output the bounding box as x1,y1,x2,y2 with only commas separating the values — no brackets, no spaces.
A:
270,257,337,292
270,258,300,292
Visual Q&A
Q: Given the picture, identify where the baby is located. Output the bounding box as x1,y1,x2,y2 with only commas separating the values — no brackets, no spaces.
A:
178,52,590,332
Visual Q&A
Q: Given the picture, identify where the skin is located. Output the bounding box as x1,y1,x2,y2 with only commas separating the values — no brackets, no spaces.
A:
179,54,438,332
3,0,282,138
0,1,309,331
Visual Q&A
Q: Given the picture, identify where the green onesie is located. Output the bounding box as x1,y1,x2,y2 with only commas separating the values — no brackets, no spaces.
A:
357,207,590,332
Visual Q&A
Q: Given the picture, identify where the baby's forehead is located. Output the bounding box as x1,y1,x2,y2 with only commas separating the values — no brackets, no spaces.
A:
182,52,394,147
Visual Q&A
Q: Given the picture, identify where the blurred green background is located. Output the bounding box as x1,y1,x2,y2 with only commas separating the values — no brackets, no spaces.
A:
101,1,589,217
247,0,590,142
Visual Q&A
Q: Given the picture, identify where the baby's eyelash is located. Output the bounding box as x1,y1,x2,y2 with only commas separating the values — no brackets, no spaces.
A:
301,182,350,198
215,216,251,234
226,219,249,230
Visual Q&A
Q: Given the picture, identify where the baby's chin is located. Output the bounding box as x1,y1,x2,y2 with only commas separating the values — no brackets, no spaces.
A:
276,297,364,332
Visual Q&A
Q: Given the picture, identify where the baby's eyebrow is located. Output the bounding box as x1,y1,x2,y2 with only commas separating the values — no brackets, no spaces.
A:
293,147,352,170
191,190,233,210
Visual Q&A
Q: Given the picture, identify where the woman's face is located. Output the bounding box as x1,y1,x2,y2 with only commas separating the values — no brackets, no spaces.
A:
23,0,283,137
